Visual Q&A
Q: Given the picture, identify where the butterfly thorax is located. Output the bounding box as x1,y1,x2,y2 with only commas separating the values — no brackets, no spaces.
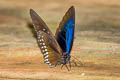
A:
61,53,71,64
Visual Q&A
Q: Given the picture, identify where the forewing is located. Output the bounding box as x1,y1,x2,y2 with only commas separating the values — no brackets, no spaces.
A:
55,6,75,54
30,9,53,35
37,31,62,65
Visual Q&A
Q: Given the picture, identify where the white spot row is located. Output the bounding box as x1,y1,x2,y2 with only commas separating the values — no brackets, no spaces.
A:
44,52,48,56
36,31,52,66
44,55,48,59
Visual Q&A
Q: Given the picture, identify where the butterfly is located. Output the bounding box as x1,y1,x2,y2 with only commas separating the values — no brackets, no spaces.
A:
30,6,75,71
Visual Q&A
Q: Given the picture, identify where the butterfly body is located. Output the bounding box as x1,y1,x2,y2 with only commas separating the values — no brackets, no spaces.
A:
60,54,71,65
30,6,75,70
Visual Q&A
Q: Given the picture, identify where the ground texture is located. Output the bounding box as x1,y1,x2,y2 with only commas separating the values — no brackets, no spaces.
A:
0,0,120,80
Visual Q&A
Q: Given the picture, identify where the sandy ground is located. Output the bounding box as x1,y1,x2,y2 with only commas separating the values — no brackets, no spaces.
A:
0,0,120,80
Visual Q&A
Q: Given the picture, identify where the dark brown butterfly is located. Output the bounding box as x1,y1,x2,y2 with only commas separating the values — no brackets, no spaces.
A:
30,6,75,71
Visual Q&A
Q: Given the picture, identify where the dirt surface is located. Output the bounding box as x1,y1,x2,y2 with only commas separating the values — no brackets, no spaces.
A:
0,0,120,80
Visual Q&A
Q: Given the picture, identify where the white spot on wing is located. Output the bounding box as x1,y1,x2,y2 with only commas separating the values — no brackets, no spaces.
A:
43,43,45,45
41,46,44,48
45,61,50,64
39,39,41,42
44,52,48,55
41,39,44,41
44,55,48,59
44,59,48,61
45,49,47,51
43,28,45,31
44,46,46,48
42,50,45,53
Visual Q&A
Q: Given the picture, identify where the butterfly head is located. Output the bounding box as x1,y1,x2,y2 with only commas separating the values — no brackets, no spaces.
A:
61,53,71,64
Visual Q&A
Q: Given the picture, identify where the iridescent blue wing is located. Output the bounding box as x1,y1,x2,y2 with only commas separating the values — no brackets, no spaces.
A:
30,9,63,66
55,6,75,54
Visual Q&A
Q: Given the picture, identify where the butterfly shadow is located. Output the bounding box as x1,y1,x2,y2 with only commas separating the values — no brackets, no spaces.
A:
27,22,37,39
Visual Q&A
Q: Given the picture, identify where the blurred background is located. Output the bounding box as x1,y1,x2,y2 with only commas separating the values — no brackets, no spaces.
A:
0,0,120,80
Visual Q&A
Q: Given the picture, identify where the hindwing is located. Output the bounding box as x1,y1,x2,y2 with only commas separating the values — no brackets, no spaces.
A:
37,31,62,65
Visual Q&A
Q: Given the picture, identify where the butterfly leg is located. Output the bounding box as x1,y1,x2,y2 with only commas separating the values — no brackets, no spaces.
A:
55,61,59,67
65,64,70,71
72,60,77,66
71,56,83,66
68,61,71,70
61,64,65,69
61,64,70,71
